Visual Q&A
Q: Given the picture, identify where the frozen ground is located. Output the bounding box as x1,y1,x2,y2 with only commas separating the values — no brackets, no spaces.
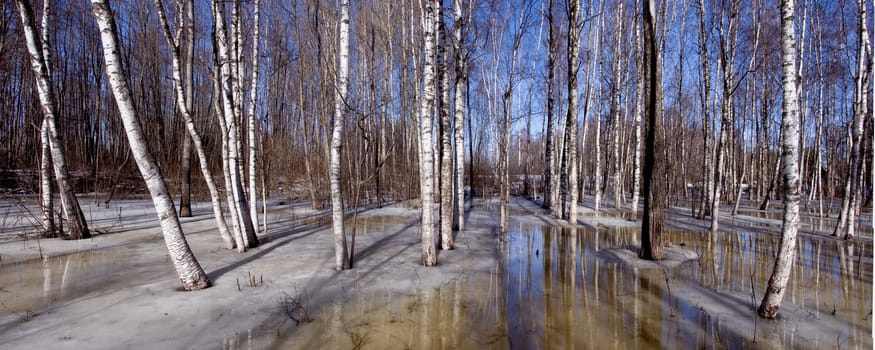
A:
0,195,870,349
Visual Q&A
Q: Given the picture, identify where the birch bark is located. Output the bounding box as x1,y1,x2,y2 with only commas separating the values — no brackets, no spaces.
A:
92,0,209,290
16,0,90,240
420,0,437,266
834,0,868,240
178,0,193,218
247,0,261,235
330,0,351,270
696,0,713,220
610,2,624,210
452,0,467,231
214,0,257,249
212,32,245,251
437,0,453,250
38,0,54,236
758,0,801,317
631,10,643,217
39,120,54,236
543,0,557,212
710,1,740,240
564,0,581,224
154,0,235,250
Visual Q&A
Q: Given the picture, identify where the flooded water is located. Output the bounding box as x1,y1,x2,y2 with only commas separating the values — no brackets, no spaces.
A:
0,210,870,349
734,209,875,235
0,246,166,317
259,222,872,349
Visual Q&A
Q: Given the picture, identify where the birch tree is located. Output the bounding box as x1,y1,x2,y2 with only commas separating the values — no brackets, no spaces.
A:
38,0,53,236
212,33,246,251
92,0,210,290
579,0,603,218
420,0,438,266
214,0,258,250
543,0,557,212
590,14,603,214
452,0,468,231
437,0,453,250
39,120,54,236
834,0,869,240
758,0,801,318
331,0,351,270
709,0,741,239
631,8,644,217
178,0,193,218
640,0,666,261
153,0,235,250
675,1,688,202
561,0,581,224
247,0,261,235
15,0,90,240
696,0,714,220
811,24,825,218
610,2,624,210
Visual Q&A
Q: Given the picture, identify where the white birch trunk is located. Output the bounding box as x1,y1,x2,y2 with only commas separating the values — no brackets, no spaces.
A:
593,110,601,213
420,0,437,266
38,0,54,236
330,0,351,270
214,0,257,249
543,0,557,212
223,132,245,250
813,50,824,216
247,0,261,235
611,2,624,210
452,0,466,231
437,0,453,250
580,8,602,217
758,0,801,318
154,0,235,250
230,0,244,188
588,19,603,215
677,7,689,203
709,106,730,238
835,0,868,240
226,1,244,243
92,0,209,290
178,0,194,218
631,11,644,217
16,0,90,240
39,120,55,236
710,3,739,240
565,0,581,223
233,1,256,247
211,42,245,252
697,0,714,220
216,62,245,252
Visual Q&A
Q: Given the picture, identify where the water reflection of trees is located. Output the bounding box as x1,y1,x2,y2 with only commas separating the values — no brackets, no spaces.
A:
268,223,871,349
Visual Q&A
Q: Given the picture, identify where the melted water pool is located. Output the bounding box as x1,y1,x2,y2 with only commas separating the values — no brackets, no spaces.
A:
260,222,872,349
0,246,166,317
